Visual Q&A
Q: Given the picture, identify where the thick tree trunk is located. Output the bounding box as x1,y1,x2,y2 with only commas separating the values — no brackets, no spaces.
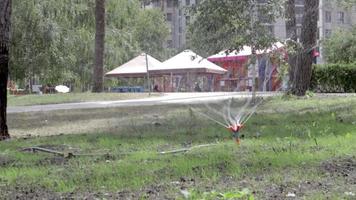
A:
0,0,11,140
292,0,319,96
92,0,105,93
285,0,297,90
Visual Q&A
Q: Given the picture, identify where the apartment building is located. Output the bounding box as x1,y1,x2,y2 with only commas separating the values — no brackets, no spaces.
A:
147,0,356,62
265,0,356,62
145,0,198,49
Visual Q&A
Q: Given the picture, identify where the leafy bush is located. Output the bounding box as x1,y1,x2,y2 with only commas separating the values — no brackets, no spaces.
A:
323,28,356,64
310,64,356,93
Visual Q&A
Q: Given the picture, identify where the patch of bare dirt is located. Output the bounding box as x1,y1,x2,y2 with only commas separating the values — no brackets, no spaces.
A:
260,181,333,200
0,185,173,200
61,185,172,200
36,156,68,166
0,185,61,200
321,156,356,184
0,155,15,167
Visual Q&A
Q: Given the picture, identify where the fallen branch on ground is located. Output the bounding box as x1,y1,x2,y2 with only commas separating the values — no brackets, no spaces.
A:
159,143,219,155
21,147,111,158
22,147,75,158
21,143,220,158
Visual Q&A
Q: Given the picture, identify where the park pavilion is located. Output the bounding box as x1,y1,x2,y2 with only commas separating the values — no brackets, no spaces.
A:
105,50,227,92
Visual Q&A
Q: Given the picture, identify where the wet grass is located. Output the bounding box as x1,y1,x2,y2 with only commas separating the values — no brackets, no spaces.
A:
8,92,156,106
1,96,356,199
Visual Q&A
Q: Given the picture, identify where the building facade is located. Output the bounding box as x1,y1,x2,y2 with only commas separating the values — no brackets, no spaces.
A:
145,0,198,49
147,0,356,62
272,0,356,63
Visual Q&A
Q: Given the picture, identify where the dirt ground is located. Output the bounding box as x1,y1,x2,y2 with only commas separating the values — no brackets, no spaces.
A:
4,97,356,199
1,156,355,200
7,104,186,138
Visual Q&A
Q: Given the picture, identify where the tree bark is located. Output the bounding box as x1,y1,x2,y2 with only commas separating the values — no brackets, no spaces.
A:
292,0,319,96
285,0,297,90
0,0,11,140
92,0,105,93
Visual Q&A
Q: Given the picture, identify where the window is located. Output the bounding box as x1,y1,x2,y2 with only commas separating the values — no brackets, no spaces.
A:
185,16,190,25
167,40,173,48
186,0,190,6
153,0,161,7
166,13,173,21
296,27,302,37
325,11,331,23
167,0,173,8
296,15,303,24
295,0,304,5
257,0,267,4
295,6,304,15
266,25,274,35
325,29,332,38
337,11,344,24
258,12,272,24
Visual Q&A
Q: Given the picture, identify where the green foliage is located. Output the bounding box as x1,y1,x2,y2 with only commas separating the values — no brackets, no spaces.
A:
187,188,255,200
10,0,169,89
310,64,356,93
322,27,356,64
133,9,169,59
188,0,284,56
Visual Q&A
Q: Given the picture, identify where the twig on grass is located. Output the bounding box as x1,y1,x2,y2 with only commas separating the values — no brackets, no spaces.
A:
22,147,75,158
159,143,219,155
21,143,220,159
21,147,112,158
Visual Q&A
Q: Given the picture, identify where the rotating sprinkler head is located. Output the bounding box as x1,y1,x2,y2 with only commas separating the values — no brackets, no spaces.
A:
227,124,244,145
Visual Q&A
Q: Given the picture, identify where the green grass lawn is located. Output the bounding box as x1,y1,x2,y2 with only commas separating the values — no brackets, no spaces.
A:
1,96,356,199
8,92,156,106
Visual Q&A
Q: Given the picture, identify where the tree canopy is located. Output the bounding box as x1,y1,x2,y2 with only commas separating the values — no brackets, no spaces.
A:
323,27,356,64
188,0,284,56
10,0,169,90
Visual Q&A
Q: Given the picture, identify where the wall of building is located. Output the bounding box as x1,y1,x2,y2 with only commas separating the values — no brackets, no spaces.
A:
147,0,196,49
147,0,356,63
271,0,356,63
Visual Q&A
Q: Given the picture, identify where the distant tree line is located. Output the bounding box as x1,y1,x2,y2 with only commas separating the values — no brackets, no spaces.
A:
9,0,170,91
188,0,355,96
323,27,356,64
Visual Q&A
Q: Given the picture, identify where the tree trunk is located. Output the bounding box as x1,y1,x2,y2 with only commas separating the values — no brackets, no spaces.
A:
292,0,319,96
0,0,11,140
92,0,105,93
285,0,297,90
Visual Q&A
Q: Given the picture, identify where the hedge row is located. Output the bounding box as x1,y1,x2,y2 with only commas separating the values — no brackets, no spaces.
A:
310,64,356,93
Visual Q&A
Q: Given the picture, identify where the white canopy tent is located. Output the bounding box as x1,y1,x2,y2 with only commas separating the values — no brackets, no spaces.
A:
105,50,227,92
208,42,285,62
150,49,227,75
105,53,162,78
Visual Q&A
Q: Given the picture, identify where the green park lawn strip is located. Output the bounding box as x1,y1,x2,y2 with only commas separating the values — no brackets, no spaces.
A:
1,96,355,199
7,92,157,106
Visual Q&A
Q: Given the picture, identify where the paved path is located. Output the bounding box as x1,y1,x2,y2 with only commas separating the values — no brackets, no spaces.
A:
8,92,281,113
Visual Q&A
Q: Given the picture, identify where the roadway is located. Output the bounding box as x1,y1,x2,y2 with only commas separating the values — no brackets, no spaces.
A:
8,92,281,113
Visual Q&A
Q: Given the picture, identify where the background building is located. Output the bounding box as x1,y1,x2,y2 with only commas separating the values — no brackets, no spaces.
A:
272,0,356,63
147,0,356,62
145,0,198,49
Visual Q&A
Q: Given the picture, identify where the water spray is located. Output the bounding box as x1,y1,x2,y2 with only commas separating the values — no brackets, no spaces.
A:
189,43,286,145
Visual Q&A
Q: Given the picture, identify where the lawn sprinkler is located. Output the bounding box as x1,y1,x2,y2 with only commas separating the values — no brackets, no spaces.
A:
227,124,244,145
190,95,264,146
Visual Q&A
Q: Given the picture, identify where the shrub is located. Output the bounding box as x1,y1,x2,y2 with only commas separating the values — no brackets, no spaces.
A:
310,64,356,93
